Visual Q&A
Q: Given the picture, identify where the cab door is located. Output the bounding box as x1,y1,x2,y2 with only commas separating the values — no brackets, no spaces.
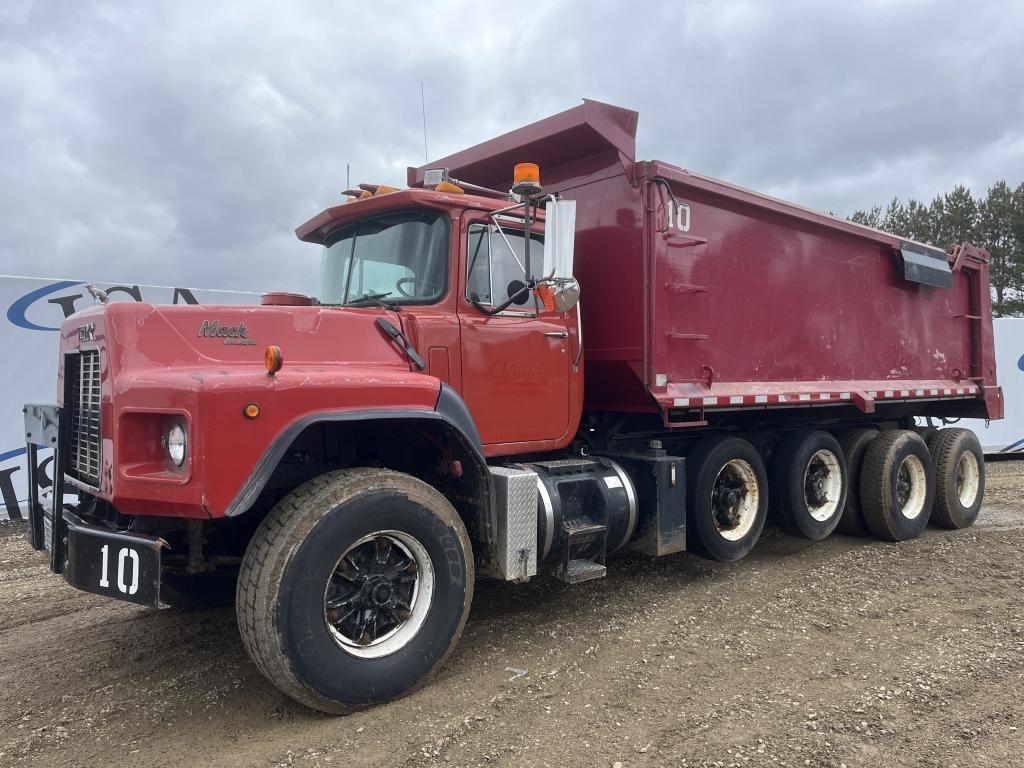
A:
457,214,572,451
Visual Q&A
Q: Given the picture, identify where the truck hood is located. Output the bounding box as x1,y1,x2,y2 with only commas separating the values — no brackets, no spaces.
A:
54,301,443,516
59,301,413,372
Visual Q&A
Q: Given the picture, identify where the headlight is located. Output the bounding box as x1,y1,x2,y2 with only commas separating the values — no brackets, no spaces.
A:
167,423,187,466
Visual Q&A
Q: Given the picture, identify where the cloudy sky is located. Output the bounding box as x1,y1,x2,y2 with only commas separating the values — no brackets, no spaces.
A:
2,0,1022,295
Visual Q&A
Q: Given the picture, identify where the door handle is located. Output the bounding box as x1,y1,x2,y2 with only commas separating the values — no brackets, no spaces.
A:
544,331,569,338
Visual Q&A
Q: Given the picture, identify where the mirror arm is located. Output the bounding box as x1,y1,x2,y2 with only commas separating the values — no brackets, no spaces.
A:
524,198,532,290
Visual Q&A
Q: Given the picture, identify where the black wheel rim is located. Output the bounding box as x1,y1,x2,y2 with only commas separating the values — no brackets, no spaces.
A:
323,531,433,658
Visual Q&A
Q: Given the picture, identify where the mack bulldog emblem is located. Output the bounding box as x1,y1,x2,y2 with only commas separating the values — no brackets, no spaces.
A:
197,319,256,345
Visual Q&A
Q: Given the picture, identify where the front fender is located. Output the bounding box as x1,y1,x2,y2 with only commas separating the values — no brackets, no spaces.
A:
197,366,446,517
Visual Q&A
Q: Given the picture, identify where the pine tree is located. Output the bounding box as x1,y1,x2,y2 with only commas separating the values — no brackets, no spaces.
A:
928,195,947,247
905,199,933,243
942,185,979,247
1009,182,1024,315
979,181,1014,312
882,197,909,236
850,205,882,229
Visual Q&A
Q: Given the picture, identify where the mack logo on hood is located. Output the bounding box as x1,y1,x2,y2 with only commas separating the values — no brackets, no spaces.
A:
198,319,256,345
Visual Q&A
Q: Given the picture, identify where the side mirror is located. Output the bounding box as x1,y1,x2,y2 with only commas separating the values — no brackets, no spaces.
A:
539,277,580,313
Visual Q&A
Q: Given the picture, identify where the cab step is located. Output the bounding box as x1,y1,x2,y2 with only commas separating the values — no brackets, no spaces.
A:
556,520,607,584
562,559,607,584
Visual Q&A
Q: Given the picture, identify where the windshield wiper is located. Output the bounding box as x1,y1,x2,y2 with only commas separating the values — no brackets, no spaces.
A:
376,318,425,370
345,291,400,311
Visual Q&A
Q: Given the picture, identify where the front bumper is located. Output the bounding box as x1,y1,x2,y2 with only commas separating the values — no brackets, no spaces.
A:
24,403,165,607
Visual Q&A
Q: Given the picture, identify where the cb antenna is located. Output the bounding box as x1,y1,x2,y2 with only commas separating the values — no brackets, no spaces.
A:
420,82,429,162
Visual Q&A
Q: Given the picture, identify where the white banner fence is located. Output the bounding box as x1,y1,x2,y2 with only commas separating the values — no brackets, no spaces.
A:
960,317,1024,454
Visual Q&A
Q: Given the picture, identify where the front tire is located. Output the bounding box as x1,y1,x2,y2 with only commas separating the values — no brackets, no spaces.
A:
236,468,474,714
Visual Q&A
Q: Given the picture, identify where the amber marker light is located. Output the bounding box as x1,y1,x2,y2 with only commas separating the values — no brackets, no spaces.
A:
243,403,261,420
265,345,284,377
435,180,464,194
536,283,556,313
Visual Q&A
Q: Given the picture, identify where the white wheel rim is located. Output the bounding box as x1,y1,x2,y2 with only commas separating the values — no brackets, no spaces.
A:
711,459,760,541
803,449,844,522
323,530,435,659
896,455,927,520
956,450,980,507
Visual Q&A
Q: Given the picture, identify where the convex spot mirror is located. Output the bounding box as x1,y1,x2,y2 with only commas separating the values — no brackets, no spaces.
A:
506,279,530,306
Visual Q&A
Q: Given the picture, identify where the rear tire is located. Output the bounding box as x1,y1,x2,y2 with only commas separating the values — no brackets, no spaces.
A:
860,430,934,542
686,437,768,562
835,428,878,537
769,430,847,540
929,428,985,529
237,468,473,714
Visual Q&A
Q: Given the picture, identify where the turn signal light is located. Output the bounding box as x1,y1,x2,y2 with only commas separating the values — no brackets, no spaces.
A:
265,345,283,377
536,283,556,312
435,180,464,194
243,403,261,419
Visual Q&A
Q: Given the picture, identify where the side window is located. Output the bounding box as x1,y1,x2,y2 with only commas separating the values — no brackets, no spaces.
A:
466,225,492,303
466,223,544,307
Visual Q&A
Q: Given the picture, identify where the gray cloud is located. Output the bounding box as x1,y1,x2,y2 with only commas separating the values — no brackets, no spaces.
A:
1,0,1022,294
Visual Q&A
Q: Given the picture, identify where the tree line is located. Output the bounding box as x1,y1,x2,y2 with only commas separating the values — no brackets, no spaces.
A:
848,181,1024,316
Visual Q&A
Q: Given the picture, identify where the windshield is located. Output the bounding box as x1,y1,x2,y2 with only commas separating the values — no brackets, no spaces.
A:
316,210,449,305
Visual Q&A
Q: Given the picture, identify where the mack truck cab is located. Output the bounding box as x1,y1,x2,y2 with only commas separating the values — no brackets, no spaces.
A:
23,164,611,714
22,100,997,714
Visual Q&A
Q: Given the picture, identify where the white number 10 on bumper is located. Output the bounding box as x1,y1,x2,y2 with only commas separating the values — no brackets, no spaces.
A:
98,544,140,595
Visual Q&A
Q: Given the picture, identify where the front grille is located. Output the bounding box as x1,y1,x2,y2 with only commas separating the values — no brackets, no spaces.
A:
66,349,101,485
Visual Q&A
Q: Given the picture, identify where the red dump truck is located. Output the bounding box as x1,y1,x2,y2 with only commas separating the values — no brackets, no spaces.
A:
23,99,1002,713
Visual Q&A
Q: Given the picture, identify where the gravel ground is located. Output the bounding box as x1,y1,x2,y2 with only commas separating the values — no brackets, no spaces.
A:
1,461,1023,768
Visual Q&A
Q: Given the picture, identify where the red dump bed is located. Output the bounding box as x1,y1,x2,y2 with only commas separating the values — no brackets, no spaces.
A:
411,100,1002,423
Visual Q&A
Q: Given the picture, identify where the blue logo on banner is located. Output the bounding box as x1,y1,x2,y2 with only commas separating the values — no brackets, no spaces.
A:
1018,353,1023,372
0,447,26,463
6,280,84,332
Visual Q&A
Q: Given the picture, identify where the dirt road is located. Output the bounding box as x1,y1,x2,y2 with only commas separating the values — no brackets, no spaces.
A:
2,461,1023,768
